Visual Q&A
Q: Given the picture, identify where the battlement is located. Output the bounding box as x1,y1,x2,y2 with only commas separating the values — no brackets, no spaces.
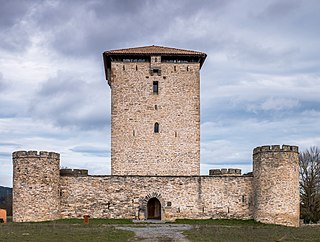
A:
12,150,60,159
60,169,88,177
253,145,298,155
209,168,241,176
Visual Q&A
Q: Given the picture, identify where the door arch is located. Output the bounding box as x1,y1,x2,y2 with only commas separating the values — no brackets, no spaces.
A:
147,197,161,219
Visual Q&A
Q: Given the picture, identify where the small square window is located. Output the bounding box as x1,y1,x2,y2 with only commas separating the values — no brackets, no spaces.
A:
167,201,172,207
153,69,160,74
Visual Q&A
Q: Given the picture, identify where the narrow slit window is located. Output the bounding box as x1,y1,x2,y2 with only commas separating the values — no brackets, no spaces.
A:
136,65,138,71
153,81,158,94
154,122,159,133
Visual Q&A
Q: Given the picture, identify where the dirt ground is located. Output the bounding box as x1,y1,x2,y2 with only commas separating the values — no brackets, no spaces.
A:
117,224,192,242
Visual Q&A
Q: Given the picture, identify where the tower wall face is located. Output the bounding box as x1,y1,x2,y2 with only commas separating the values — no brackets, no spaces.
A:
110,60,200,176
12,151,60,222
253,145,300,227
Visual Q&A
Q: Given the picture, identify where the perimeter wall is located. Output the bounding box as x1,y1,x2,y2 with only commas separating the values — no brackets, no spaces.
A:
59,175,253,221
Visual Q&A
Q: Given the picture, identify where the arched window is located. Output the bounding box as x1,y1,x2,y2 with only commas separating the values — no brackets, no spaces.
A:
154,122,159,133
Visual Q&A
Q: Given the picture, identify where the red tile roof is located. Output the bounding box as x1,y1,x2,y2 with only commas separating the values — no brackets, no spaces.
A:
104,45,206,56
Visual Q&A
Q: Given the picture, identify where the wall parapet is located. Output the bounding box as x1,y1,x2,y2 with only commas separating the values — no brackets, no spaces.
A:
253,145,298,155
209,168,241,176
12,150,60,159
60,169,88,177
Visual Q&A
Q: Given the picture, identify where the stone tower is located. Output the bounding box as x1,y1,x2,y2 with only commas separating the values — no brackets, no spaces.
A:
12,151,60,222
103,46,207,176
253,145,300,227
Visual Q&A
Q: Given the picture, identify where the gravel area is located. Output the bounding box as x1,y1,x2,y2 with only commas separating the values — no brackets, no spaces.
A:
117,224,192,242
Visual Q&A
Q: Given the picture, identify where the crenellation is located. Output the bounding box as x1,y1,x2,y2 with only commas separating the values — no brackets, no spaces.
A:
27,150,38,156
39,151,49,157
13,150,60,159
60,169,88,176
209,168,242,176
12,151,27,158
253,145,299,154
271,145,281,151
282,145,299,152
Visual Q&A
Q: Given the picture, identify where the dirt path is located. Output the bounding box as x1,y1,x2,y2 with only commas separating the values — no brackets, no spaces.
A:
117,224,192,242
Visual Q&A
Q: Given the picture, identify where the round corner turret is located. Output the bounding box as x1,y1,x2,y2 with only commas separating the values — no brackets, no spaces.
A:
12,150,61,222
253,144,300,227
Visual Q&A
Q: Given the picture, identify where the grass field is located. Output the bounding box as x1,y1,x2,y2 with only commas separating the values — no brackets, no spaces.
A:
0,219,135,242
179,220,320,242
1,219,320,242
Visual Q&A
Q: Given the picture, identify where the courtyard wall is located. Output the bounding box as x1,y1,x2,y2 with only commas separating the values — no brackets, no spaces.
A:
59,175,253,221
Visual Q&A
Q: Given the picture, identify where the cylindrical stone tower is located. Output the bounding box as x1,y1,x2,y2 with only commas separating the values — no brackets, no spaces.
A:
12,151,60,222
253,145,300,227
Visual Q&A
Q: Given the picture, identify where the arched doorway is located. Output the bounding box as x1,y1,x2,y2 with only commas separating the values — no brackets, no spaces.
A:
147,197,161,219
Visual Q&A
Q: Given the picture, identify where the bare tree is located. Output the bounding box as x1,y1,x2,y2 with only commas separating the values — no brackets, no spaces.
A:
299,146,320,223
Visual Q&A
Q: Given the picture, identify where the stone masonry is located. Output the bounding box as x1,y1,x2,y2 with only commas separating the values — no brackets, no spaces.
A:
59,175,253,221
108,50,202,176
253,145,300,227
12,151,60,222
12,46,300,227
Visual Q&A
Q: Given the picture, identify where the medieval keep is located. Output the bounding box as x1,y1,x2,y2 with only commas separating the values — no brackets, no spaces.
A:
12,45,300,227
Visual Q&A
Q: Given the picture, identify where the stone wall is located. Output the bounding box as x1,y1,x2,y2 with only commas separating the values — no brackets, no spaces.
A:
253,145,300,227
110,60,200,176
12,146,300,226
60,175,253,221
12,151,60,222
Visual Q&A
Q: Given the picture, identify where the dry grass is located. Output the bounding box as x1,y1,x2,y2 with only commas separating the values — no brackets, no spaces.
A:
0,222,134,242
182,220,320,242
2,219,320,242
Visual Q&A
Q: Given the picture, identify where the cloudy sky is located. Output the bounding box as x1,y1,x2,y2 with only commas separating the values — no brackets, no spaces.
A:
1,0,320,187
